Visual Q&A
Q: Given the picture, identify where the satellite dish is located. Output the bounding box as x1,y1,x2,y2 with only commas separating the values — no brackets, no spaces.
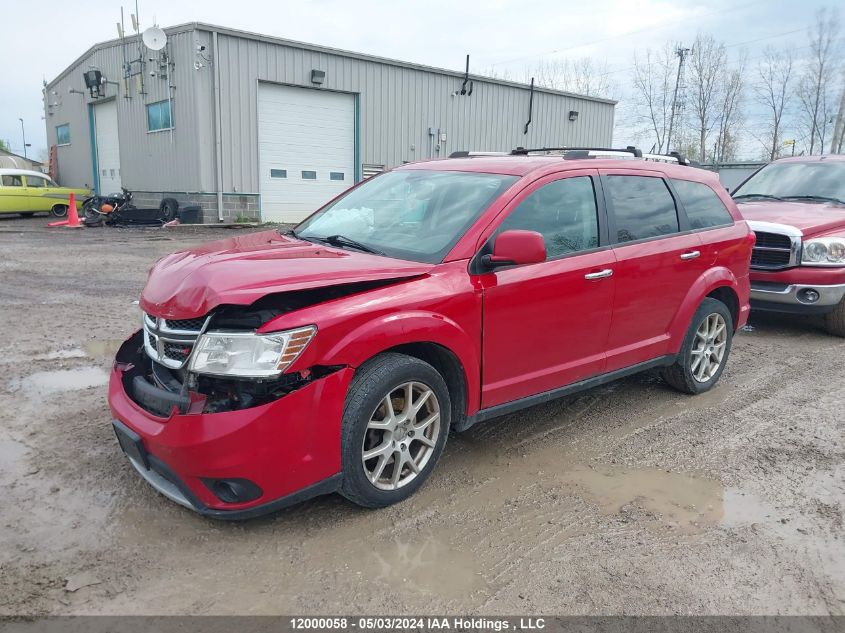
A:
142,27,167,51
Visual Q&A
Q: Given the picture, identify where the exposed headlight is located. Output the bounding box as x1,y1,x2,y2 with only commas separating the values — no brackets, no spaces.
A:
188,326,316,377
802,237,845,266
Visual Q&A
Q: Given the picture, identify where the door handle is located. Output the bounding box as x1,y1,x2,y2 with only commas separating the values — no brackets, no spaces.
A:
680,250,701,261
584,269,613,280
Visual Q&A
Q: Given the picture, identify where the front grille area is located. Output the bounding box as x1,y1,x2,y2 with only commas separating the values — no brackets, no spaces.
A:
751,230,796,271
164,317,206,332
143,312,209,369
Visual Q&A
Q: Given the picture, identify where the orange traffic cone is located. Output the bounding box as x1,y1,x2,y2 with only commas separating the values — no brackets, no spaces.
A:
47,192,83,228
65,192,83,228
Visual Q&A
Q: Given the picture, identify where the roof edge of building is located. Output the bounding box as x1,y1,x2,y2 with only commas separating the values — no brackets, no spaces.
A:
46,21,617,106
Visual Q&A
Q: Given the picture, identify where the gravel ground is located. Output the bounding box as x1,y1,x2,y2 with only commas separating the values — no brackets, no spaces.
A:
0,215,843,616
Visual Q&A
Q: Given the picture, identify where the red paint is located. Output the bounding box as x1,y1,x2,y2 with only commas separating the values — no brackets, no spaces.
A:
111,155,752,515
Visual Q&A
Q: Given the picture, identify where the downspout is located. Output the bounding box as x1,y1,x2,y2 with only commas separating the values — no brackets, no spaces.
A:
212,31,224,222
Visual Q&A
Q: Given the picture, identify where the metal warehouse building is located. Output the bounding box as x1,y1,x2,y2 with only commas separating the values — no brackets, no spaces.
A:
45,22,616,223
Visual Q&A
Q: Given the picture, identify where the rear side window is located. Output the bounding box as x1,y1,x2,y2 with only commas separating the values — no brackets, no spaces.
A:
671,179,734,229
498,176,599,258
1,175,22,186
605,176,679,243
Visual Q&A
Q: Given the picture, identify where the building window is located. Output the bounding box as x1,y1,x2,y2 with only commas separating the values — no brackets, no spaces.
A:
270,169,287,178
146,100,173,132
330,172,345,181
56,124,70,146
302,171,317,180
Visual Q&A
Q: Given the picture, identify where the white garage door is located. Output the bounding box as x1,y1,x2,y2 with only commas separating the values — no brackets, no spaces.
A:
258,84,355,223
94,100,122,195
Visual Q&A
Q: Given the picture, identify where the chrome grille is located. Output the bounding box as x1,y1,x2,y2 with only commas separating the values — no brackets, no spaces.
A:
747,221,803,271
142,312,210,369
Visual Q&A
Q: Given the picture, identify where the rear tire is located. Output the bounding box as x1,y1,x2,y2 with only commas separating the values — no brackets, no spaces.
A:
160,198,179,221
51,205,68,218
824,299,845,337
340,353,451,508
662,297,734,395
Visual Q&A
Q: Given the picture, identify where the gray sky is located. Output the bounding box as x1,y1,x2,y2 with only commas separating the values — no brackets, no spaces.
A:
1,0,837,162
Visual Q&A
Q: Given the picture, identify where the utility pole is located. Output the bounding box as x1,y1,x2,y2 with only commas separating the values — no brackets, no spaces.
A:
666,46,690,154
18,118,27,159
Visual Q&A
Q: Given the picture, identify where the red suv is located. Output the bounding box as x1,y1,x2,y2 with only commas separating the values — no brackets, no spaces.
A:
109,147,753,518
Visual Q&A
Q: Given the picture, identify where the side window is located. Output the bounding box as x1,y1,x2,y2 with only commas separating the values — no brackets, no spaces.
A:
26,176,46,188
498,177,600,259
1,175,23,186
605,176,679,243
671,179,734,229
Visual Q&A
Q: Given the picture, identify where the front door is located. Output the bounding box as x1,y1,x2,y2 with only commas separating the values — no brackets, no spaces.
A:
600,171,707,371
480,172,616,408
94,100,122,194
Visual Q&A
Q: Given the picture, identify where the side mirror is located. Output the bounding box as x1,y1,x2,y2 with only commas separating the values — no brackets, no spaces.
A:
482,229,546,269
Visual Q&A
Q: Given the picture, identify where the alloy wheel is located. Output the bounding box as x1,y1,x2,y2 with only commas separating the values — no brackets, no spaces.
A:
362,381,441,490
691,313,728,383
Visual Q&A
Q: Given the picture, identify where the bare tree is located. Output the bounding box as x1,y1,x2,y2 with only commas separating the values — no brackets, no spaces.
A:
688,34,728,162
527,58,617,98
630,45,677,153
754,46,794,160
714,55,746,164
797,8,841,154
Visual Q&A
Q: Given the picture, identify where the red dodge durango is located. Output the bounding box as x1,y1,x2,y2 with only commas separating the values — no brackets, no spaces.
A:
109,147,754,518
733,155,845,336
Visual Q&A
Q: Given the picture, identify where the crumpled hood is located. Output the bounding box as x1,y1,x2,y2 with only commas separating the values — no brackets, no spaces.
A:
139,230,433,319
737,200,845,237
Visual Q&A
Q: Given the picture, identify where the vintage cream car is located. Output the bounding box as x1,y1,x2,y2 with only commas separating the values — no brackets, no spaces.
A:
0,169,90,217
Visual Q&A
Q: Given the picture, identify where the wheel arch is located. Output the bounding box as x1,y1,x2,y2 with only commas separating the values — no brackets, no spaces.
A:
667,267,741,355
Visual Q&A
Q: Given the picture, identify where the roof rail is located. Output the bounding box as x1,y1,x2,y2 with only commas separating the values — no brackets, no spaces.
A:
448,151,511,158
512,146,643,157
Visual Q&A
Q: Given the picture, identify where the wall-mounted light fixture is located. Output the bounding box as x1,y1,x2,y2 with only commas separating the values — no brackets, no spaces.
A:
311,69,326,85
568,110,579,122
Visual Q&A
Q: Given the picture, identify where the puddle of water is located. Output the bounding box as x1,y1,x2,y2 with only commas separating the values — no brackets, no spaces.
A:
20,367,109,396
84,339,123,359
558,464,723,533
33,349,87,361
309,527,483,597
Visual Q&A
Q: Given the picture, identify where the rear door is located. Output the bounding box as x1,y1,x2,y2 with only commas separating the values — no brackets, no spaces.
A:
480,171,617,407
600,170,707,372
0,174,27,213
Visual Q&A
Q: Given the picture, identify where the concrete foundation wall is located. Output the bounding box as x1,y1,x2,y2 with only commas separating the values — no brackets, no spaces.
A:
131,191,261,223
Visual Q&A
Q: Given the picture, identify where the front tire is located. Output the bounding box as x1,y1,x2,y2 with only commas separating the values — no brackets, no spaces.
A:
662,297,734,394
824,299,845,337
51,204,68,218
340,353,451,508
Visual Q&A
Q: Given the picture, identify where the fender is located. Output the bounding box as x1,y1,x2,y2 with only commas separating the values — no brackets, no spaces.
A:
316,311,481,415
667,266,741,354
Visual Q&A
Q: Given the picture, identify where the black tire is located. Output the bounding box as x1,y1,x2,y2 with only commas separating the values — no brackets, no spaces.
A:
51,204,68,218
661,297,734,395
160,198,179,221
824,299,845,337
19,212,34,218
340,353,451,508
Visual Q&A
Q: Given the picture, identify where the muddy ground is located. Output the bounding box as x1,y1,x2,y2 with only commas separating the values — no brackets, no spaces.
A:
0,215,843,616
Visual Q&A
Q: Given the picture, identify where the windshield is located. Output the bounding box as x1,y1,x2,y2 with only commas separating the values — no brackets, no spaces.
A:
733,161,845,203
294,170,518,263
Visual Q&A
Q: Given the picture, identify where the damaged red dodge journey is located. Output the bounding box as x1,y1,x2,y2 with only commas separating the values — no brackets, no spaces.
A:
109,147,754,518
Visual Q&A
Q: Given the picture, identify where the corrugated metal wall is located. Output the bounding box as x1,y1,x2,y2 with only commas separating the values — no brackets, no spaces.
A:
47,23,615,198
45,26,205,192
206,27,615,194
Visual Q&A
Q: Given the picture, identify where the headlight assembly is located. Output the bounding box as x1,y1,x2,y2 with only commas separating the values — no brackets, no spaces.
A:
802,237,845,266
188,326,316,378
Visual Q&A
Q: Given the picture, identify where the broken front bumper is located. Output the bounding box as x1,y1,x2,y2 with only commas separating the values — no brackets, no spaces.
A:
108,331,353,519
